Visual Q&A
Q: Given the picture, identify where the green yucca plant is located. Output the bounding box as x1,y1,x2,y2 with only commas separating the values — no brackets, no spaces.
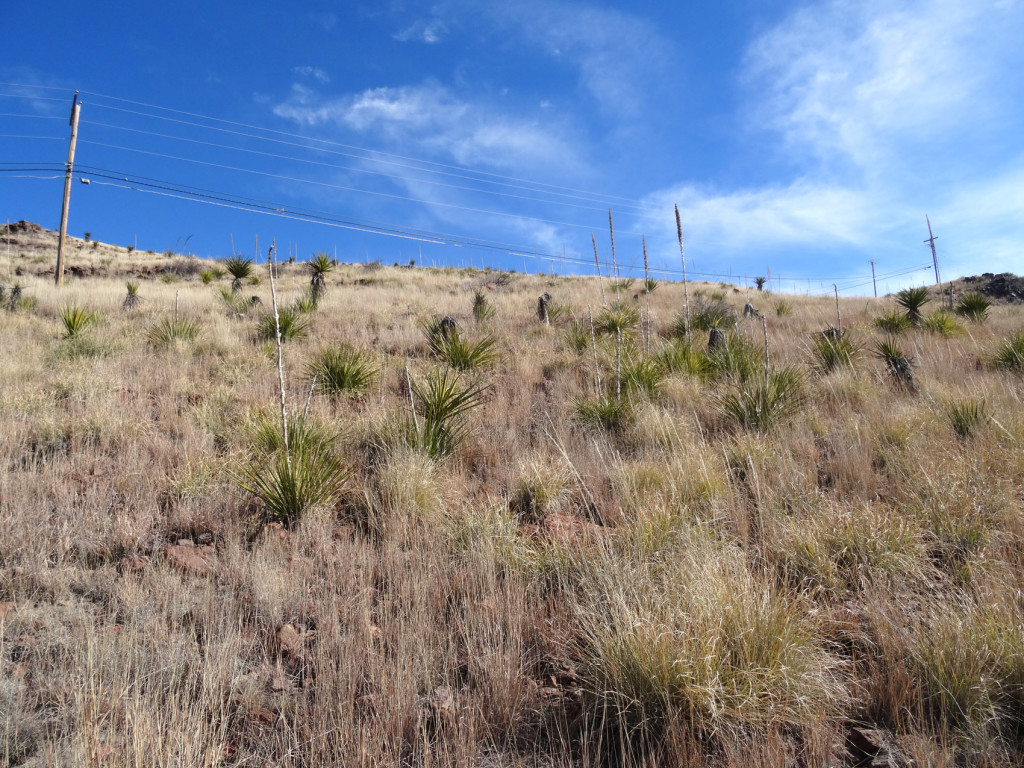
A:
947,399,987,440
991,329,1024,373
812,331,859,373
643,278,658,294
225,257,253,293
621,355,667,400
672,299,735,336
706,332,761,382
717,366,807,431
59,305,99,339
307,251,334,305
292,292,317,314
307,345,378,398
235,414,349,526
422,319,497,371
408,368,489,459
147,316,203,347
594,302,640,338
774,300,792,317
895,286,932,325
874,310,912,335
955,292,992,323
657,340,714,378
472,290,496,322
921,310,963,338
874,338,916,390
564,319,590,355
256,306,311,343
574,395,632,432
122,281,141,310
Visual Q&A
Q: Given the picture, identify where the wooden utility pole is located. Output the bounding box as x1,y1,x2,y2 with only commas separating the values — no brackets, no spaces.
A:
869,260,878,298
925,215,940,285
54,91,81,288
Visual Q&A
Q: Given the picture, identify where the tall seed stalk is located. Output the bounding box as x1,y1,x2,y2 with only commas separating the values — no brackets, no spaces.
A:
608,209,619,300
616,327,622,401
642,235,652,354
592,233,607,306
588,304,602,395
675,205,692,351
266,238,290,465
833,283,842,334
762,315,770,387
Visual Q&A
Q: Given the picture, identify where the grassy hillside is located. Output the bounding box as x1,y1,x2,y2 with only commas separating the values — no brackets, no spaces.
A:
2,235,1024,767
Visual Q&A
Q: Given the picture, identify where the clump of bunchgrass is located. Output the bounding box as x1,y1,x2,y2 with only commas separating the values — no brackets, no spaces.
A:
657,340,714,379
564,319,589,355
706,332,761,382
672,299,734,336
717,366,807,431
774,300,792,317
954,292,992,324
307,345,378,399
621,354,667,400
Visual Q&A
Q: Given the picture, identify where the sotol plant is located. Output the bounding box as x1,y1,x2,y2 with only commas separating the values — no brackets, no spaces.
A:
307,251,334,306
408,367,489,459
895,286,931,325
225,256,253,293
717,366,807,431
147,316,203,347
812,331,859,373
991,329,1024,373
256,306,311,343
308,345,378,399
955,292,992,324
59,305,99,339
422,318,497,371
235,414,349,527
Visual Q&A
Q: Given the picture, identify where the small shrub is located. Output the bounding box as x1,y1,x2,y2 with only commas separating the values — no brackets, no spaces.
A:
954,292,992,323
256,306,311,343
59,305,99,339
717,366,807,431
774,300,792,317
147,316,203,347
308,345,378,398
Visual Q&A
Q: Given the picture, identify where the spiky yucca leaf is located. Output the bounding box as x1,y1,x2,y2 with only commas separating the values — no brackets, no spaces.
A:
308,345,378,398
717,366,807,431
895,286,931,324
59,305,99,339
256,306,311,342
409,368,489,459
955,292,991,324
147,316,203,347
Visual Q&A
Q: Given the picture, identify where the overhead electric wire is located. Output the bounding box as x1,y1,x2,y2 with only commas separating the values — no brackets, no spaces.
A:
85,102,651,213
78,88,649,207
81,117,639,215
78,138,647,236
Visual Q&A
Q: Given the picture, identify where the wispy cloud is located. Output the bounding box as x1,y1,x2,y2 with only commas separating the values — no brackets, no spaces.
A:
641,0,1024,285
292,66,330,84
273,82,580,173
394,17,447,43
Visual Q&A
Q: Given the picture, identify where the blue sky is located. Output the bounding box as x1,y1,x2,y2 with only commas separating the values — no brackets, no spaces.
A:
2,0,1022,294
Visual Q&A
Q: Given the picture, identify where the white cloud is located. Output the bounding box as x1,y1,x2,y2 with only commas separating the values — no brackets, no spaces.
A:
394,18,447,43
292,66,330,84
273,82,580,174
640,0,1024,285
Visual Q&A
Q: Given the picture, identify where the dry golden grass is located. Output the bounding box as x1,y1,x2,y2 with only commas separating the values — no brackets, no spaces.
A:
2,237,1024,766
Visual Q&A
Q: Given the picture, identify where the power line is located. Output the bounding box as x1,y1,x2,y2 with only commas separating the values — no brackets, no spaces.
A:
80,117,640,215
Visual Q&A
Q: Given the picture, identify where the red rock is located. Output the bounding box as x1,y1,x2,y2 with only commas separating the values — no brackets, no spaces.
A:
164,543,214,576
118,555,149,574
276,624,303,658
